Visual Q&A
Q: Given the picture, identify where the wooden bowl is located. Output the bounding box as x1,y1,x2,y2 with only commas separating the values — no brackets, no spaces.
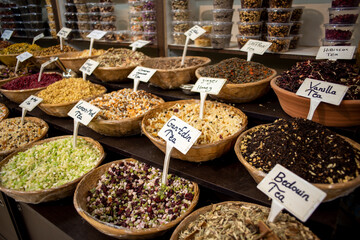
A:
0,117,48,162
170,201,320,240
59,51,104,74
234,124,360,202
74,158,199,239
0,103,9,121
271,76,360,127
195,66,277,103
37,84,106,117
0,54,17,66
0,72,62,104
93,65,137,83
0,135,105,204
140,56,211,89
141,100,248,162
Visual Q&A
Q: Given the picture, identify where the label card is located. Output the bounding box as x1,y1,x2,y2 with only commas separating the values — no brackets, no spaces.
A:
241,40,272,61
68,100,100,126
128,66,157,91
184,25,206,41
316,46,356,60
33,33,44,44
16,52,33,63
191,77,226,95
86,30,107,40
158,116,201,155
257,164,327,222
1,30,13,40
80,59,99,76
19,95,43,111
130,40,151,51
57,27,72,39
38,57,58,82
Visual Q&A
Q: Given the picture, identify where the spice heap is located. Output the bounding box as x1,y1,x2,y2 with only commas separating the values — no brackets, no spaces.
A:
87,160,195,229
198,58,273,84
0,118,48,152
32,45,77,57
0,104,8,121
144,101,246,145
0,137,101,191
64,49,105,58
142,57,207,69
96,48,148,67
0,66,36,80
240,118,360,184
37,78,105,104
89,89,164,120
1,73,62,90
0,41,11,49
277,60,360,100
0,43,42,55
179,202,318,240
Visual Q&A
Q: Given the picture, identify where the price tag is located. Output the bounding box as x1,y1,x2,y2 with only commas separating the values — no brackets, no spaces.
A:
130,40,151,51
241,40,272,61
296,78,348,120
16,52,33,63
192,77,226,95
184,25,206,41
1,30,13,40
87,30,107,40
19,95,43,112
80,59,99,76
316,46,356,60
68,100,100,126
128,66,157,91
257,164,326,222
33,33,44,44
38,57,58,82
57,27,72,39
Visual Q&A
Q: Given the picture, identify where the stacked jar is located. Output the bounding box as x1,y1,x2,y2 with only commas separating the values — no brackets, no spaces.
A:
171,0,191,45
289,6,304,49
45,0,56,38
0,2,25,37
323,0,359,46
211,0,234,49
129,0,157,44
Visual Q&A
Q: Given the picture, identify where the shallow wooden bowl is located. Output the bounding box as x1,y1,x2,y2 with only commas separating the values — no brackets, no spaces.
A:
140,56,211,89
74,158,199,239
37,84,106,117
170,201,319,240
59,51,103,74
0,103,9,121
0,135,105,204
234,124,360,202
0,75,18,87
0,117,48,163
141,99,248,162
93,65,136,83
0,54,17,66
195,67,277,103
271,77,360,127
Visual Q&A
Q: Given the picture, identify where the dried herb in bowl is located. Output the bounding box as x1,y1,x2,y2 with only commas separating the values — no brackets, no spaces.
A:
277,60,360,100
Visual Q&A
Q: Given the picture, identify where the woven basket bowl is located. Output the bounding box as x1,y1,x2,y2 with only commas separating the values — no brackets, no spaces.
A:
32,52,72,70
170,201,320,240
141,99,248,162
74,158,199,239
195,67,277,103
93,65,137,83
0,135,105,204
0,117,48,161
0,103,9,121
0,72,62,104
0,54,17,66
140,56,211,89
59,51,103,74
271,76,360,127
37,84,106,117
234,124,360,202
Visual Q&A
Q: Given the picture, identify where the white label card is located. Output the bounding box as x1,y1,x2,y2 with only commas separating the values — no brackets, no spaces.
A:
1,30,13,40
80,59,99,76
191,77,226,95
19,95,43,111
33,33,44,44
57,27,72,38
184,25,206,41
241,40,272,55
130,40,151,49
16,52,33,62
87,30,107,40
128,66,156,83
296,78,348,106
316,46,356,60
158,116,201,155
257,164,326,222
68,100,100,126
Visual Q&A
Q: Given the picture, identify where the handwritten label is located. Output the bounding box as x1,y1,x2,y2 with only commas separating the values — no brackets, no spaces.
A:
184,25,206,41
296,78,348,106
68,100,100,126
16,52,33,62
257,164,326,222
33,33,44,44
130,40,151,49
87,30,107,40
80,59,99,76
241,40,272,55
1,30,13,40
57,27,72,39
19,95,43,111
192,77,226,95
158,116,201,155
316,46,356,60
128,66,156,82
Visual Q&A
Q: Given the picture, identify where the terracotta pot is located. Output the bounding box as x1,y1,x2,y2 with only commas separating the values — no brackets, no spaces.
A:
270,76,360,127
